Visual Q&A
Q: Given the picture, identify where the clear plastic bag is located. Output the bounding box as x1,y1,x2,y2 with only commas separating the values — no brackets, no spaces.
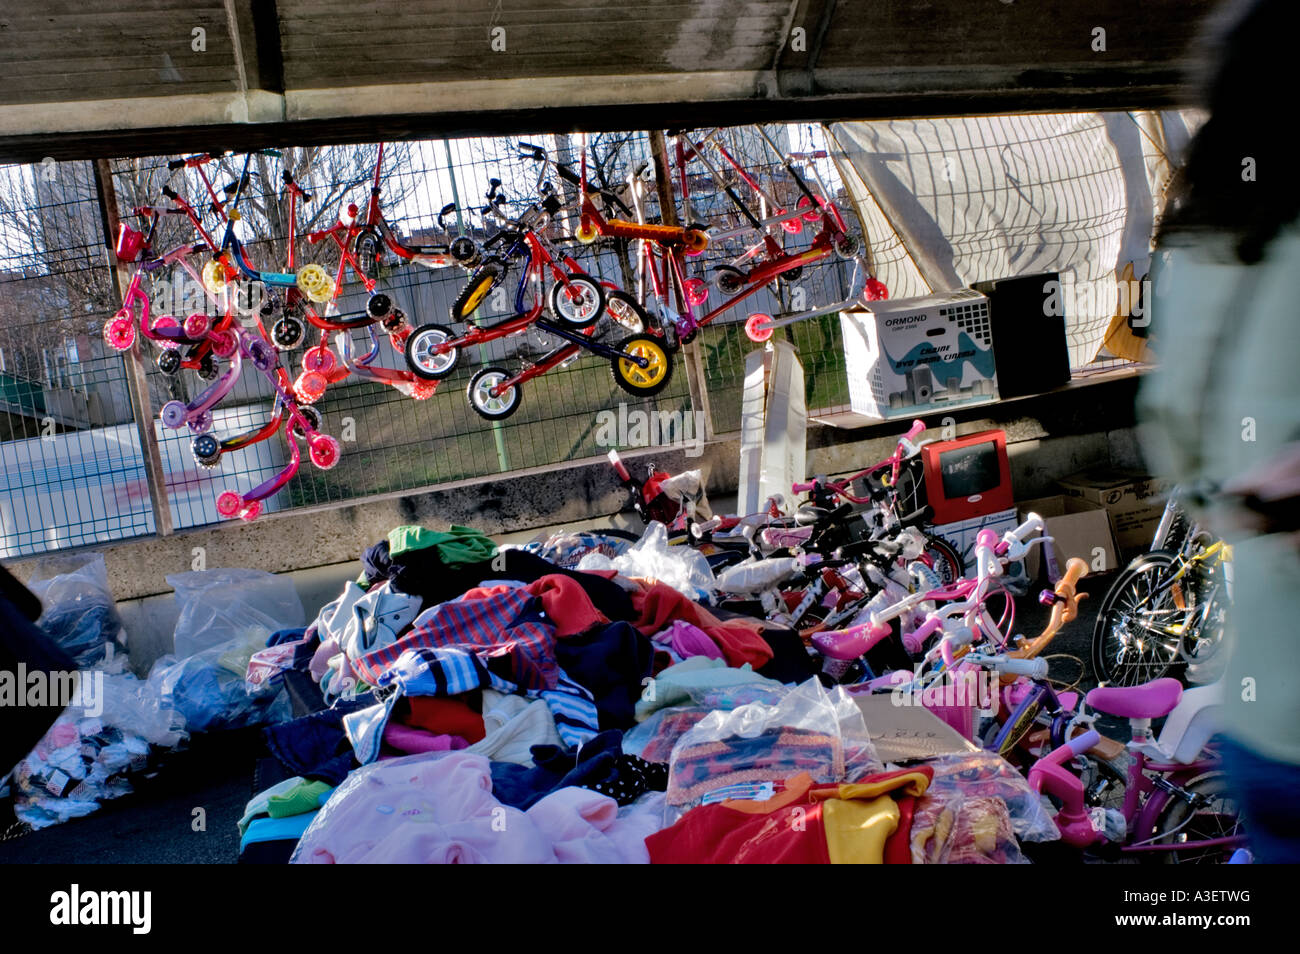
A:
167,568,305,659
149,630,290,733
664,678,881,817
9,670,181,830
577,522,715,601
25,552,126,668
919,749,1060,843
910,792,1029,864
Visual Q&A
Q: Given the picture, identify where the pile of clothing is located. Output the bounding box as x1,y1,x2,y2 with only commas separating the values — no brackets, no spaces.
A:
239,524,1056,864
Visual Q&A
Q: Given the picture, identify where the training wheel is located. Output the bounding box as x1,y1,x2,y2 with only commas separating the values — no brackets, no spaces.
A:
104,315,135,351
209,329,238,358
575,220,599,244
864,277,889,301
745,313,774,343
160,401,188,429
183,313,211,339
239,500,262,522
309,434,341,470
202,260,229,294
683,278,710,307
216,491,243,518
296,264,335,303
294,371,327,405
302,346,336,374
778,209,802,235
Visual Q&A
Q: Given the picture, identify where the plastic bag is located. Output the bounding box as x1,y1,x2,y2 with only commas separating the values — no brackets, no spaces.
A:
664,678,880,816
9,670,183,830
577,522,715,602
149,630,290,733
25,552,126,668
523,532,634,570
167,568,305,659
918,749,1060,843
910,793,1029,864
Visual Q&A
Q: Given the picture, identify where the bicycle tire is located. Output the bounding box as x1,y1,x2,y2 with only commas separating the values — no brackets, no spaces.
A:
922,534,964,587
451,259,506,322
1092,550,1189,687
1150,771,1244,864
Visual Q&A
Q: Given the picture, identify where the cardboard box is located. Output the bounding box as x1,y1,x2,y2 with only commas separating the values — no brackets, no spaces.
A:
1057,468,1168,553
1018,495,1120,582
932,506,1029,592
840,289,999,421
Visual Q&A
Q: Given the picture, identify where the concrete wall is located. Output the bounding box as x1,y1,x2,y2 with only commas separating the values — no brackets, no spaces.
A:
9,370,1146,673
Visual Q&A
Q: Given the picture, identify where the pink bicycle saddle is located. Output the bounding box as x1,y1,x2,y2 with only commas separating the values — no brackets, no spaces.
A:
1086,678,1183,719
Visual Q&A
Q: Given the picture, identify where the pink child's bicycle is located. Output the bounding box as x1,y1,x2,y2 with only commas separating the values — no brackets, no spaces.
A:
1029,679,1247,862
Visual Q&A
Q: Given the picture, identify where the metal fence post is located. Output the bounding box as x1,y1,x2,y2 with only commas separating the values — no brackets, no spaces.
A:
92,158,173,537
649,130,715,442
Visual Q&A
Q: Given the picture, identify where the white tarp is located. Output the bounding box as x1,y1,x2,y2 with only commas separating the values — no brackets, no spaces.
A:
826,111,1199,368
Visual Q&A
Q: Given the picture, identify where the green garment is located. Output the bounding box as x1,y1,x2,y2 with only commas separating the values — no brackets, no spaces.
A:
387,525,498,567
267,779,334,819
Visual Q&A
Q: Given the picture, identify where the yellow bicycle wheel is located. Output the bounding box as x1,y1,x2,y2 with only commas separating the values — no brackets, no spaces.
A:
202,260,228,294
612,335,673,397
297,264,335,303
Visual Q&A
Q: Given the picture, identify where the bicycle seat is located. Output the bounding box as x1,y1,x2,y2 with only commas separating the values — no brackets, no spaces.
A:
1086,678,1183,719
796,505,832,526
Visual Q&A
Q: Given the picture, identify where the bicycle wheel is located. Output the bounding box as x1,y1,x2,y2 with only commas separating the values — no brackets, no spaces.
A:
1092,551,1188,687
1178,560,1231,676
922,534,964,587
452,259,505,322
547,274,604,328
1151,771,1244,864
604,289,648,335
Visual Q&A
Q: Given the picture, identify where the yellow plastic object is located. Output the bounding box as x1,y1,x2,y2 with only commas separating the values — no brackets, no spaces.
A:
575,220,600,244
297,264,335,303
617,337,669,390
202,260,228,294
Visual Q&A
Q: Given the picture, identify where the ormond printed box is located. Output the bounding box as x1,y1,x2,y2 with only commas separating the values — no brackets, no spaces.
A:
840,289,1000,421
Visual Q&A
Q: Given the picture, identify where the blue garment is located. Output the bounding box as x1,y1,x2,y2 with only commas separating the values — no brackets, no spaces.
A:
553,621,653,731
267,627,309,647
1219,737,1300,863
489,730,667,810
263,695,376,785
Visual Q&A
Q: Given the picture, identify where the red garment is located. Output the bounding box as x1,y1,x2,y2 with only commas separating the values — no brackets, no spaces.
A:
630,583,773,669
883,796,917,864
646,768,931,864
646,775,829,864
525,575,609,637
401,696,486,744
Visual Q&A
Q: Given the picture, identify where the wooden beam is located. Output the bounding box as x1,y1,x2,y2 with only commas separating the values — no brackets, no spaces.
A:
92,158,174,537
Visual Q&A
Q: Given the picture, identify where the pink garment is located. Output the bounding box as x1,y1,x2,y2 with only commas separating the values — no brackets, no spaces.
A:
382,722,468,755
651,620,723,661
308,637,339,683
291,751,660,864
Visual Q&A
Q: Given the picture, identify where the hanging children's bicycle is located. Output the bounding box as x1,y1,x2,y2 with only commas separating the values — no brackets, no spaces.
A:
401,146,672,418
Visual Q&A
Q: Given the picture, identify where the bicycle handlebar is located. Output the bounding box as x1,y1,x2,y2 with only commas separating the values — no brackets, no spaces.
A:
962,653,1049,679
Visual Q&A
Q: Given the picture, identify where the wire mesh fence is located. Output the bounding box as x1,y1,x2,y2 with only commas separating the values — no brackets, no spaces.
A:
1,120,1136,559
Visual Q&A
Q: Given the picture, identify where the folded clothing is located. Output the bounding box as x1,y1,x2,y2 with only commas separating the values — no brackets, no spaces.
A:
382,722,468,756
667,727,845,809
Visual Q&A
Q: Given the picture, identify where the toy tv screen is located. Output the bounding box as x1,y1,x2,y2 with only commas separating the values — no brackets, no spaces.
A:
939,442,1000,499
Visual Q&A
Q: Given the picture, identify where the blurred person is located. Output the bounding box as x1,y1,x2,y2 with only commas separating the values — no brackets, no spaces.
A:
1140,0,1300,862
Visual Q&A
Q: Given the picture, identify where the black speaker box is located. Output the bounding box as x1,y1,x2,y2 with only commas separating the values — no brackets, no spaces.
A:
971,272,1072,398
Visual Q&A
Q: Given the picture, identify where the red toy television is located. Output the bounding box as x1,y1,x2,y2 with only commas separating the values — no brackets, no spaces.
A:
922,429,1013,525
